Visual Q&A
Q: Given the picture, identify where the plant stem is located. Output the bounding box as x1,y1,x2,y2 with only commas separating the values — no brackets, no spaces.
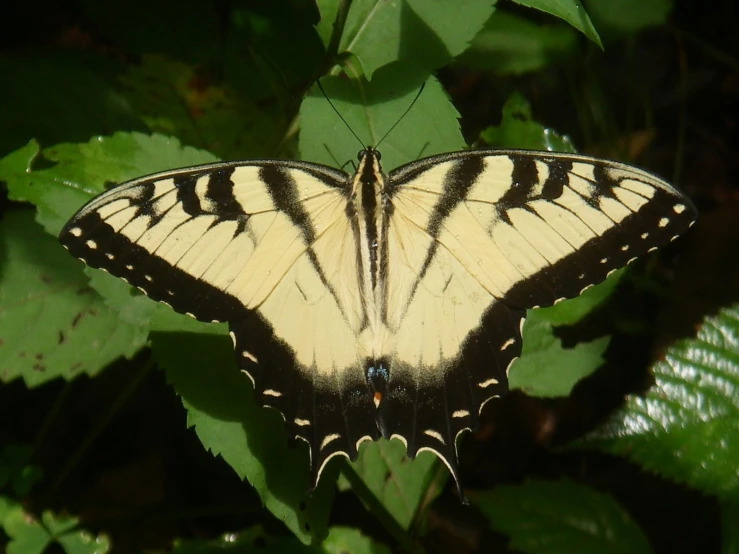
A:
32,380,73,454
42,356,156,503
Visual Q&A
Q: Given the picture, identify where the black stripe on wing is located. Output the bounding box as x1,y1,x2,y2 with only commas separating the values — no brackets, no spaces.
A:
400,157,486,312
229,316,379,487
377,301,524,498
60,208,251,323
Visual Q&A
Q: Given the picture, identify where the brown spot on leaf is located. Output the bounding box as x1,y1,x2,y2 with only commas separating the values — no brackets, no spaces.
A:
58,331,66,344
34,353,44,360
70,362,83,372
76,286,94,295
32,363,46,372
0,338,4,346
87,308,98,317
18,351,26,358
71,312,83,327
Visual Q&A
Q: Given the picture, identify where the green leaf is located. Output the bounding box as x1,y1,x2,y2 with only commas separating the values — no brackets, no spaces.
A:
532,270,624,326
722,500,739,554
4,506,51,554
0,52,144,158
339,0,495,78
153,331,335,545
343,439,437,529
323,526,391,554
43,511,111,554
584,303,739,497
315,0,341,48
4,507,110,554
511,0,603,49
86,270,159,328
0,133,217,236
584,0,671,35
118,55,282,159
0,495,20,525
457,10,579,75
510,315,609,398
479,92,576,152
0,211,147,387
470,480,652,554
300,65,464,172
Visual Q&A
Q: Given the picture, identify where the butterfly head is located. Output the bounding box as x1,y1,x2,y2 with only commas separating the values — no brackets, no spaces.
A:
355,147,386,186
357,147,381,162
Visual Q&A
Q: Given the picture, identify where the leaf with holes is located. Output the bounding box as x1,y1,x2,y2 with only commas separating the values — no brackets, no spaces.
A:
470,480,651,554
0,211,147,388
584,303,739,497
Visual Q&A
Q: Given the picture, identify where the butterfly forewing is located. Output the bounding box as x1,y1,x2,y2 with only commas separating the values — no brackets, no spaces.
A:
60,148,696,497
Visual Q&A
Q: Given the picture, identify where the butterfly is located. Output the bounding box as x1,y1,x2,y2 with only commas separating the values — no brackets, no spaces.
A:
60,145,696,496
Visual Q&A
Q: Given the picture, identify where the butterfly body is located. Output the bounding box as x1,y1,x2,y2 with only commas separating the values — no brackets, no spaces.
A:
60,148,696,495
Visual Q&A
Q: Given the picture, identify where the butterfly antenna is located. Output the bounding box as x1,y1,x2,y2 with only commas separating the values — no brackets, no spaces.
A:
376,82,426,149
316,80,365,149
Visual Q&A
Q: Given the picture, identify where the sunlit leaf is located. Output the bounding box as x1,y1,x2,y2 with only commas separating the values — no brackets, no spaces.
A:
300,65,464,172
344,440,437,529
511,316,609,398
339,0,495,78
0,134,216,236
584,303,739,497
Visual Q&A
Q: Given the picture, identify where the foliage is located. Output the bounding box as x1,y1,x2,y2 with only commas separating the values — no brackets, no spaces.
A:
0,0,727,552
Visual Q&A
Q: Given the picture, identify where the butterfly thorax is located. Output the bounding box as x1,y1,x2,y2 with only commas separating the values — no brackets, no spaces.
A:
350,149,392,367
351,148,388,297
